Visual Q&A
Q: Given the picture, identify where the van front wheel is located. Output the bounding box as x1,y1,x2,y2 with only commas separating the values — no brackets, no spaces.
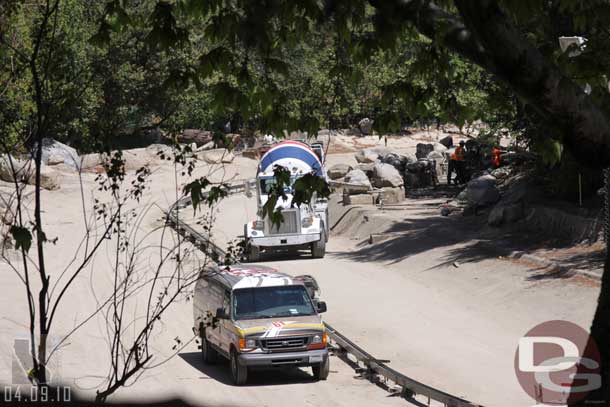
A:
230,350,248,385
312,356,329,381
201,333,218,364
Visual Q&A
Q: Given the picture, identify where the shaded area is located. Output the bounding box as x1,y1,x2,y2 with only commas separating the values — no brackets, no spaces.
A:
178,352,316,387
332,197,604,279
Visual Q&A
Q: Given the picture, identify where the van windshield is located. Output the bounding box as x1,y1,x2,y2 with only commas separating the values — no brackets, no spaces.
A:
232,285,316,320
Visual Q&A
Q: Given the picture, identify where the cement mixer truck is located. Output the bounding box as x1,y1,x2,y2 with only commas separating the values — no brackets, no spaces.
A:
244,141,329,261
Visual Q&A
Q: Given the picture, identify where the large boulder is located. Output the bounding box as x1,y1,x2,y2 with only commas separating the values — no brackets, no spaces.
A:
379,186,405,204
355,149,379,164
358,118,374,135
47,154,65,166
0,156,61,190
146,144,173,160
439,135,454,148
343,169,372,193
327,163,353,180
426,150,445,161
372,163,403,188
403,159,437,188
499,175,540,205
426,150,446,176
357,163,375,178
197,141,215,151
27,164,60,190
379,152,416,172
416,143,434,159
488,203,525,226
39,138,80,170
0,155,28,182
355,147,392,164
179,129,213,146
80,153,104,171
466,174,500,206
122,149,154,171
416,142,447,159
200,148,235,164
1,157,61,190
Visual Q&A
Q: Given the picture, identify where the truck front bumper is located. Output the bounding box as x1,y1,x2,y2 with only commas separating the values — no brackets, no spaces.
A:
250,233,320,248
238,349,328,368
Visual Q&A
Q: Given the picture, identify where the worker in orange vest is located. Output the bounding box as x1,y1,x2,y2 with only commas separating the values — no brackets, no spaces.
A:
492,147,501,168
447,141,466,185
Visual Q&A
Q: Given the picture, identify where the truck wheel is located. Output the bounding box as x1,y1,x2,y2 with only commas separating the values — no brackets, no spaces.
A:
230,350,248,385
312,356,330,381
312,229,326,258
248,245,261,262
201,333,218,364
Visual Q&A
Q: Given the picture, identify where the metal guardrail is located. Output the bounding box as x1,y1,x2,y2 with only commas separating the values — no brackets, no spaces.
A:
166,179,484,407
325,323,482,407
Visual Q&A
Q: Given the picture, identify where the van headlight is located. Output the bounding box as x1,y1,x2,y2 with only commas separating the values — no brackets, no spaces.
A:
301,216,313,228
308,332,328,349
239,338,257,349
252,220,264,230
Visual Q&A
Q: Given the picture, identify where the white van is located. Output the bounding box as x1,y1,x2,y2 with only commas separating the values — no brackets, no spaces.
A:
192,264,329,385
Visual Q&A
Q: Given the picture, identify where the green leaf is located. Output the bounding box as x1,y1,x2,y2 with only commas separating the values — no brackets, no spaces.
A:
10,226,32,253
183,178,211,212
292,173,331,207
261,165,291,229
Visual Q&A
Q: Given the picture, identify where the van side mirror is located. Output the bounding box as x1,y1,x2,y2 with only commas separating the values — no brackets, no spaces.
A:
316,301,327,314
216,307,229,320
245,180,253,198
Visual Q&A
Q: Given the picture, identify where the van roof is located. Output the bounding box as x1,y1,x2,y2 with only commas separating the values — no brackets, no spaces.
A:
205,264,300,290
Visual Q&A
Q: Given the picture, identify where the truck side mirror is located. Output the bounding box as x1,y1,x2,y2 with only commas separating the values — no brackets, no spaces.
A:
316,301,327,314
216,307,229,320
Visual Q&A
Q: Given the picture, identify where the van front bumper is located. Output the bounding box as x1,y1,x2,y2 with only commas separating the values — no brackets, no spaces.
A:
238,349,328,367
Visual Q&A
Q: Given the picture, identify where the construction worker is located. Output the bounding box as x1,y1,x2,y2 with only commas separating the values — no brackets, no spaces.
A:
492,147,501,168
447,141,466,185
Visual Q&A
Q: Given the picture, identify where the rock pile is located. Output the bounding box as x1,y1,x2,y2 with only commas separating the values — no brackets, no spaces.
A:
178,129,213,146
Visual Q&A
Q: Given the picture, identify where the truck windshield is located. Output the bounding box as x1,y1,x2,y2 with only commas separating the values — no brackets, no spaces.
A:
232,285,316,320
259,176,296,195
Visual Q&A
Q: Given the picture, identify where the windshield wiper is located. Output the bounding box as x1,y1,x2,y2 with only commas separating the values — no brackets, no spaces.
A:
237,313,275,320
272,311,313,317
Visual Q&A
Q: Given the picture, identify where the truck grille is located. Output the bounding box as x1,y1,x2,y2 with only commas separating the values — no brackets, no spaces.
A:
260,336,309,351
266,209,299,235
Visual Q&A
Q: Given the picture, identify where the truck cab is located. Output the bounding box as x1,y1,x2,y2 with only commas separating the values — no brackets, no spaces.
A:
192,264,330,385
244,141,329,261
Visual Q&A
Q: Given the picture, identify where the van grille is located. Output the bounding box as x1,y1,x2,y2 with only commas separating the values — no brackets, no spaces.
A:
260,336,309,351
266,209,299,235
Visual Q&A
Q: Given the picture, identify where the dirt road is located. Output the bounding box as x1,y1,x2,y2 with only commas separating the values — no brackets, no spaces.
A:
210,194,600,407
0,154,600,407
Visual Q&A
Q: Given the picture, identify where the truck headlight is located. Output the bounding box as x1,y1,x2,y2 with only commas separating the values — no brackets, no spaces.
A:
252,220,264,230
308,332,327,349
302,216,313,228
239,338,257,349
